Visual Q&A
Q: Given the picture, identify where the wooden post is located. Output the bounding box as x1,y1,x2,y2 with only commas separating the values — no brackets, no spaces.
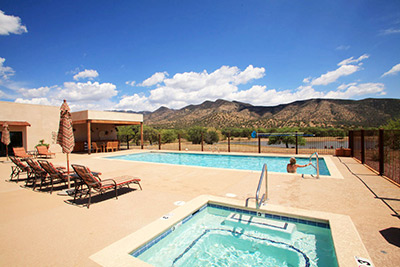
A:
201,133,204,151
228,132,231,152
87,120,91,155
295,131,298,155
178,134,181,151
379,129,384,176
349,130,354,157
258,136,261,153
158,134,161,150
361,129,365,164
140,122,144,149
126,135,130,149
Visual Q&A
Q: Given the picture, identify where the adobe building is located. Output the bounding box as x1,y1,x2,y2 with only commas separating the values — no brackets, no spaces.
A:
0,101,143,156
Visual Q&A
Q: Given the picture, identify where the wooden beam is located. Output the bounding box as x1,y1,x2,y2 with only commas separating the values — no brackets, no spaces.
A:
73,120,141,125
87,121,91,155
140,122,144,149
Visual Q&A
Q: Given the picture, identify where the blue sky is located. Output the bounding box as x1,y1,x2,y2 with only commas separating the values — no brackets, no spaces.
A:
0,0,399,111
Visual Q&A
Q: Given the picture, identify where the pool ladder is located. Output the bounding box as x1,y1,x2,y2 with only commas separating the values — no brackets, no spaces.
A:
245,164,268,209
308,152,320,179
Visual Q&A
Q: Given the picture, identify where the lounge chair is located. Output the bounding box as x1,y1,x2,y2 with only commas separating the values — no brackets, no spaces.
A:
38,160,74,194
12,147,34,159
91,142,102,153
71,164,142,208
36,146,55,158
9,156,32,182
25,159,48,189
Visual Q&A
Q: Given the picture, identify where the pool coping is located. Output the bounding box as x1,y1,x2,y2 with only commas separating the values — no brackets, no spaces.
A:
100,150,344,179
90,195,371,267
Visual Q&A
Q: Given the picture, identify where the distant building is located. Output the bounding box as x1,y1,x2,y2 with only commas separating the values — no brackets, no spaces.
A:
0,101,143,156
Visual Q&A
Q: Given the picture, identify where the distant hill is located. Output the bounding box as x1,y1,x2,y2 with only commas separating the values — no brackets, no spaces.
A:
116,98,400,129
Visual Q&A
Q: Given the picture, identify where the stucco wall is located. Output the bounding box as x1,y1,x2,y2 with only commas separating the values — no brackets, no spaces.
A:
0,101,62,152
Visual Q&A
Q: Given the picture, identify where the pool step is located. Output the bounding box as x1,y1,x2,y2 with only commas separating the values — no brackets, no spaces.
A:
224,213,296,238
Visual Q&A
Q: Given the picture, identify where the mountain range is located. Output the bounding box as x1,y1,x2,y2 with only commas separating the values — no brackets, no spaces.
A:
121,98,400,129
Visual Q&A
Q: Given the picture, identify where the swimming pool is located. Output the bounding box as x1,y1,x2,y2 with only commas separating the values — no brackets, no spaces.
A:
132,203,338,267
107,152,331,176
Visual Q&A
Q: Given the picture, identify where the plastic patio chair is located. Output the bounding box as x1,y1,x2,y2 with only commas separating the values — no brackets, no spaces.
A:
36,146,56,158
12,147,34,159
71,164,142,208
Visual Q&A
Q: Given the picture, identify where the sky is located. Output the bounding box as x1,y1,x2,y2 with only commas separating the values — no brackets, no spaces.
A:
0,0,399,112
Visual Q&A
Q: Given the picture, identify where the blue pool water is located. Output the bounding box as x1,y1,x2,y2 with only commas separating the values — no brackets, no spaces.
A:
107,152,331,175
132,204,338,267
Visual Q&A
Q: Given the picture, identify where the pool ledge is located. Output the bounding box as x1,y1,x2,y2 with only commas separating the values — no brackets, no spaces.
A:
90,195,371,267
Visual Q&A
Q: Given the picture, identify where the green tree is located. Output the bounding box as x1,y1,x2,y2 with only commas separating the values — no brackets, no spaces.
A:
160,129,177,144
382,117,400,129
143,126,159,145
268,128,306,148
204,130,219,144
117,126,137,144
187,126,207,144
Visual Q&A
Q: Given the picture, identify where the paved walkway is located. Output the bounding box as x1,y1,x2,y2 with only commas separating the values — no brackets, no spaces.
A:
0,151,399,266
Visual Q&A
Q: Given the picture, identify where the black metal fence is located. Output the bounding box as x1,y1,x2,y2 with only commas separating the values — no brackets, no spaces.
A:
349,129,400,184
118,133,348,155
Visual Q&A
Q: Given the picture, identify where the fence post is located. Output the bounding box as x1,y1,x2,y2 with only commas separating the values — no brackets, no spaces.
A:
228,132,231,152
201,133,204,151
258,136,261,153
349,131,353,157
158,134,161,150
178,134,181,151
295,131,298,155
361,129,365,164
379,129,384,176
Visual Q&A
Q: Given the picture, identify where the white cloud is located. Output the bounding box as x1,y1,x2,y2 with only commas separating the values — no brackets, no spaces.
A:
13,81,118,111
0,57,15,79
310,64,360,86
18,86,51,98
14,97,52,105
337,54,369,66
325,83,385,98
0,10,27,35
125,80,136,86
381,63,400,77
335,45,350,51
233,65,265,85
73,69,99,80
0,90,5,98
139,72,168,87
379,28,400,35
59,81,117,102
304,54,369,86
114,94,155,111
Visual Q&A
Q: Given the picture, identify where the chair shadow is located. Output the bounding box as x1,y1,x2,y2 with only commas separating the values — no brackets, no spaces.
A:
65,187,138,208
380,228,400,247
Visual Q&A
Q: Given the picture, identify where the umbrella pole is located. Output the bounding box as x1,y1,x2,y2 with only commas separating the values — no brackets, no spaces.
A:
67,153,71,189
5,145,8,159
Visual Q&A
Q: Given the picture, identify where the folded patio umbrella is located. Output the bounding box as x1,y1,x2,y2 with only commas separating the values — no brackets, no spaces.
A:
57,100,75,189
1,123,10,159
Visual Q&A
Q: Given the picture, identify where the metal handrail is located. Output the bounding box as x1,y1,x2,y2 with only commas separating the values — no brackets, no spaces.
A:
309,152,320,179
245,164,268,209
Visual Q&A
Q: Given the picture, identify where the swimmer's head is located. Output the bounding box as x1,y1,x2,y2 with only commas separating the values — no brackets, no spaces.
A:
289,157,296,165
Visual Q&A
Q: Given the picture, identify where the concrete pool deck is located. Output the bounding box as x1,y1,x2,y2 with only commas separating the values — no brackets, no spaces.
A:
0,150,399,266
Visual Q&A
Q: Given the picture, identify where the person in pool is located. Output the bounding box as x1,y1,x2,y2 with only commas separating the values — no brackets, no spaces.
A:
287,157,311,173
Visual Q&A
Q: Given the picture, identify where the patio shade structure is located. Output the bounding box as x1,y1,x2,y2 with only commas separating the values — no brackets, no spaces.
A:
1,123,10,158
57,100,75,188
71,110,144,154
